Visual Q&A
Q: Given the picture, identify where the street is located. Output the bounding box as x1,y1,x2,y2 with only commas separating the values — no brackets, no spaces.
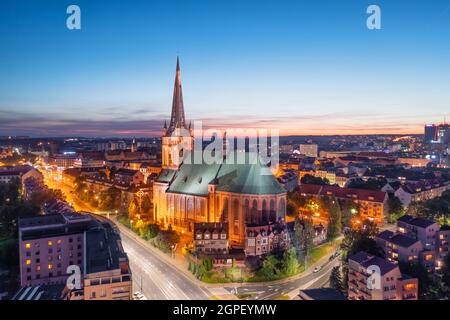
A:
120,228,210,300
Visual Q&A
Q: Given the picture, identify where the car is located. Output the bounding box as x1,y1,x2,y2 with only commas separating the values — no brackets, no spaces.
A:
313,266,322,273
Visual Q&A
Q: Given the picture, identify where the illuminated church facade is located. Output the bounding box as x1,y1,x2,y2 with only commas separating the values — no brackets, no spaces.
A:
153,58,286,248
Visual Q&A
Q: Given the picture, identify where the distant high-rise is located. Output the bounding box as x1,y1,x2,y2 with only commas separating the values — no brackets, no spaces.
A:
425,124,450,144
424,124,437,143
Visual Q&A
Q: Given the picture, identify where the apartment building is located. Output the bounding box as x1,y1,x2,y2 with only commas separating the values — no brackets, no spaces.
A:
397,215,440,251
82,223,132,300
300,184,388,224
348,251,418,300
394,180,450,207
18,212,92,287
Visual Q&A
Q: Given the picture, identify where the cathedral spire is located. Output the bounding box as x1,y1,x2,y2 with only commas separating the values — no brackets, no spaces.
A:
168,56,187,134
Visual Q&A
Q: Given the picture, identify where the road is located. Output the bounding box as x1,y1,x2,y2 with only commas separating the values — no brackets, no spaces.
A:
222,254,340,300
119,227,210,300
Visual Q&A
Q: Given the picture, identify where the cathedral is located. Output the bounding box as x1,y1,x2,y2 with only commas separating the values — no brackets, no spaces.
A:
153,57,287,248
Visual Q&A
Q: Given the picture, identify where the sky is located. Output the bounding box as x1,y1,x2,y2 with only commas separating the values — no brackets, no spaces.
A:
0,0,450,137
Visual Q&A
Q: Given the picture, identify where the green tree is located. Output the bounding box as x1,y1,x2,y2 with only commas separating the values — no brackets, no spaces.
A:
141,194,152,213
347,178,386,190
145,224,160,239
341,202,359,229
286,199,299,218
300,174,329,185
387,195,404,223
99,187,121,211
259,255,281,280
281,247,300,276
326,197,342,240
128,197,139,218
329,266,344,293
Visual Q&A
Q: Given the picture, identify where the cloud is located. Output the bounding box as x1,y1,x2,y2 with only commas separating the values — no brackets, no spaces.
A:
0,109,425,137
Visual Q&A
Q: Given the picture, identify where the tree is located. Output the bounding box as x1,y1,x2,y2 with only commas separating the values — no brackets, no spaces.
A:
145,224,160,239
281,247,300,276
141,194,152,213
300,174,329,185
99,187,121,211
329,266,344,293
293,218,314,264
341,202,359,229
387,195,404,223
347,178,386,190
325,197,342,240
128,197,139,218
286,199,298,218
0,179,21,205
259,255,281,280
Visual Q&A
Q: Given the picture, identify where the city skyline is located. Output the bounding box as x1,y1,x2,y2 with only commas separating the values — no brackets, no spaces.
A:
1,0,450,137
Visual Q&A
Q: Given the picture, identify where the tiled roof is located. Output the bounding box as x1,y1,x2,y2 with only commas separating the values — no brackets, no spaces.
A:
300,184,387,203
194,222,228,238
397,215,436,228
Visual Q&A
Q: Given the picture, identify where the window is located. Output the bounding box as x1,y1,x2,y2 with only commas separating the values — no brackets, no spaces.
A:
57,239,62,245
25,243,31,249
90,292,96,299
26,259,31,265
48,240,53,246
48,263,53,270
36,265,41,272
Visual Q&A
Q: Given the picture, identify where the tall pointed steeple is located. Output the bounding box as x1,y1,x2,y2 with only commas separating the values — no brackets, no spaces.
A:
168,56,187,135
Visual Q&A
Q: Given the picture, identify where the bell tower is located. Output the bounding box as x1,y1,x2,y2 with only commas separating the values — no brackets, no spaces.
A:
162,57,194,169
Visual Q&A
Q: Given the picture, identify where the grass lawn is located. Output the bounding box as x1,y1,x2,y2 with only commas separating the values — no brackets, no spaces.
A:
308,239,341,265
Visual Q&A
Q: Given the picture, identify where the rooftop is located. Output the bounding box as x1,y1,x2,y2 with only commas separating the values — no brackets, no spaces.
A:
299,288,347,300
85,220,128,275
397,215,437,228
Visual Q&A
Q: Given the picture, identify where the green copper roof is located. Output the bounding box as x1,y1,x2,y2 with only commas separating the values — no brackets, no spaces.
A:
216,160,285,195
165,152,285,196
156,169,177,183
166,162,221,196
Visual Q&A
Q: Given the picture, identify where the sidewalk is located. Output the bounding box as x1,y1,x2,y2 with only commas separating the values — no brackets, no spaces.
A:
113,217,339,289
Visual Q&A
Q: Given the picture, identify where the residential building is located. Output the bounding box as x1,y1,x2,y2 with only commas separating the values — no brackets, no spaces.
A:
348,251,418,300
376,230,423,265
300,184,388,224
114,168,144,186
244,223,290,257
82,222,132,300
397,215,439,251
394,180,450,207
0,166,42,184
18,212,92,287
194,222,229,255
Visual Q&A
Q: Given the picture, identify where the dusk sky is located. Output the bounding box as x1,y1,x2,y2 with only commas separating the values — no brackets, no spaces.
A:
1,0,450,137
